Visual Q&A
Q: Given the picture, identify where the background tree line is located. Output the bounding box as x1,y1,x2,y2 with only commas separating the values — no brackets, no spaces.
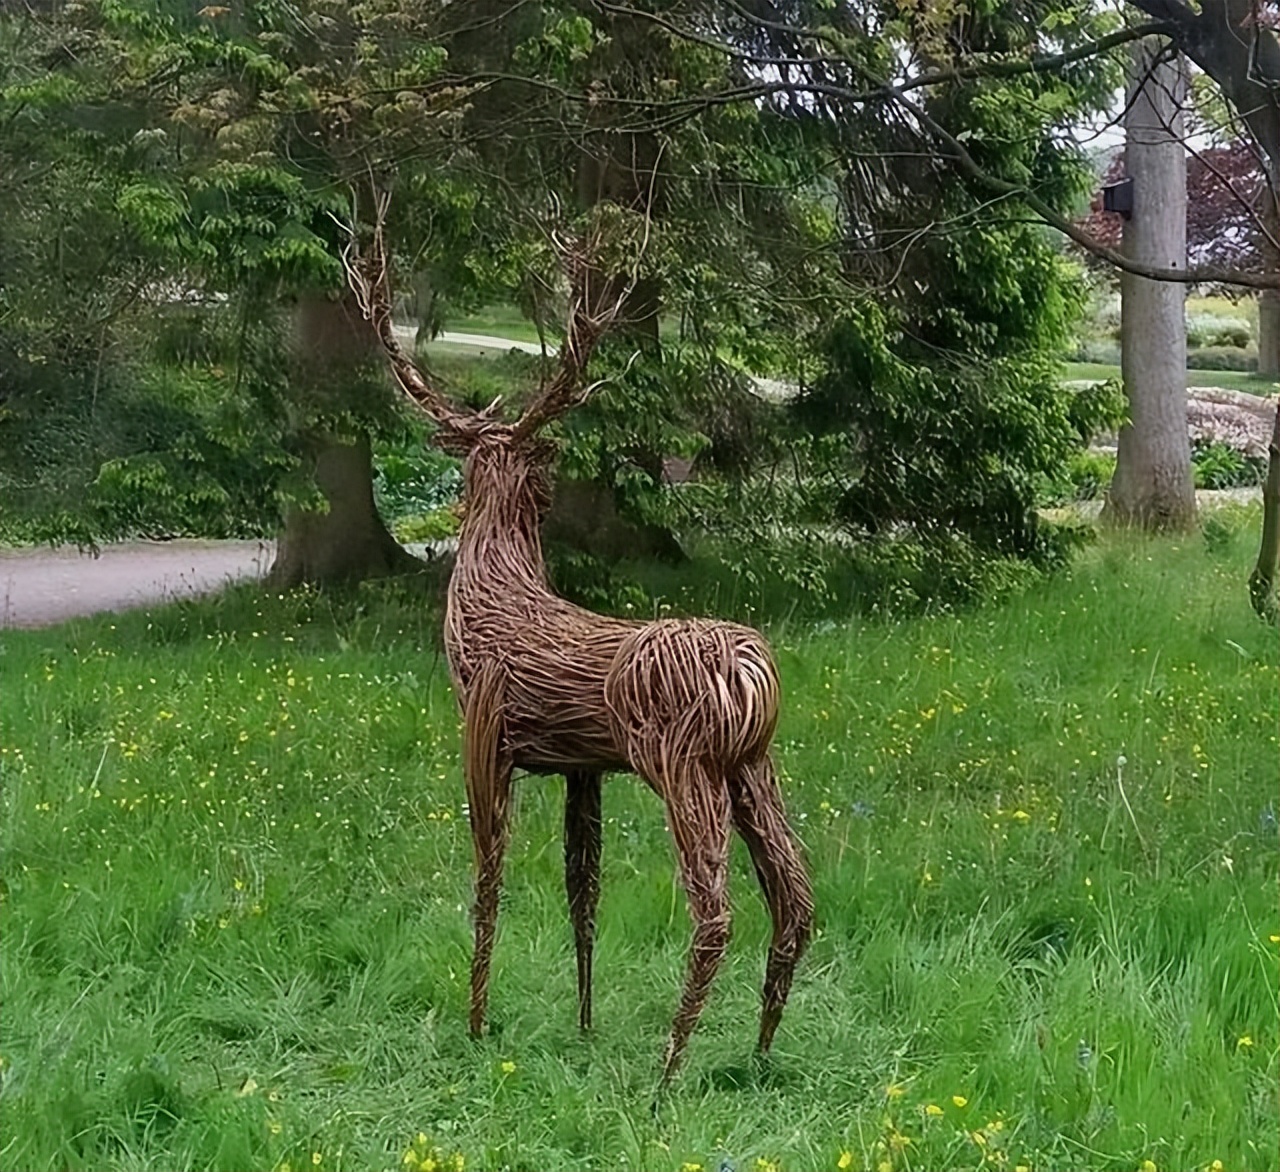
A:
1,0,1275,612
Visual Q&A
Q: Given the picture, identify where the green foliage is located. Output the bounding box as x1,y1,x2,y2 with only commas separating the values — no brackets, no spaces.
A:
1192,441,1266,490
1,529,1275,1171
117,168,346,290
392,506,461,544
1189,346,1259,373
373,444,462,520
0,316,292,544
1040,448,1117,505
1186,314,1253,350
797,242,1105,563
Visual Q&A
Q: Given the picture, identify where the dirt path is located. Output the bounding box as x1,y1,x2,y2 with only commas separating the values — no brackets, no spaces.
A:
0,540,273,630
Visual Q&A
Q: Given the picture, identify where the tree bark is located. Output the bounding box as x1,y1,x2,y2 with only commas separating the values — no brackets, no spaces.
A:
268,431,421,588
1103,40,1197,532
1260,179,1280,378
266,292,421,588
1249,402,1280,622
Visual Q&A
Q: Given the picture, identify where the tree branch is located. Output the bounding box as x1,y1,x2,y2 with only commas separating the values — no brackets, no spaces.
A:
887,84,1280,289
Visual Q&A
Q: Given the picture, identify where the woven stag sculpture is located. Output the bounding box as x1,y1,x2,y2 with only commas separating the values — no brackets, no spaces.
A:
348,228,813,1082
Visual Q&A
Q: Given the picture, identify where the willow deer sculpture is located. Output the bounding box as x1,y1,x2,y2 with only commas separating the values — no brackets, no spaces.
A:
347,228,813,1083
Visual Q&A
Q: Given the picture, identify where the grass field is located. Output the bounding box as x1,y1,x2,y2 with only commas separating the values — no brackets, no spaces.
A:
1,516,1277,1172
1062,364,1278,396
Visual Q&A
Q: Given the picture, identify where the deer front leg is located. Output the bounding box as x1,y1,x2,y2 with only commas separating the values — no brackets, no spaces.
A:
564,770,603,1031
729,757,814,1055
656,763,732,1084
463,668,512,1038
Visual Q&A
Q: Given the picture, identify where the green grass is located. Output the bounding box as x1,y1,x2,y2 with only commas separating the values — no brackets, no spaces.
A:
2,518,1278,1172
446,305,549,347
1063,362,1278,396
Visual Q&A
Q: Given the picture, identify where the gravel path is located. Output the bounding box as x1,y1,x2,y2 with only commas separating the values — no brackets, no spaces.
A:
0,540,273,630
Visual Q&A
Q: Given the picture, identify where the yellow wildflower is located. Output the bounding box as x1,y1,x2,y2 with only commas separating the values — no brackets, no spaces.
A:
1139,1161,1158,1172
1209,1162,1224,1172
500,1060,517,1074
1237,1035,1253,1048
680,1163,705,1172
312,1154,322,1168
838,1153,853,1170
952,1095,968,1108
925,1104,943,1117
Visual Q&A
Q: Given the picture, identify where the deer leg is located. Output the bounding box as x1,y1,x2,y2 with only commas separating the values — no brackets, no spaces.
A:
657,763,733,1084
564,769,603,1031
729,757,814,1055
463,669,512,1039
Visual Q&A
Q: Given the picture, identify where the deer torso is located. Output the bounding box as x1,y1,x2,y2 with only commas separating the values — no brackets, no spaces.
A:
444,438,640,773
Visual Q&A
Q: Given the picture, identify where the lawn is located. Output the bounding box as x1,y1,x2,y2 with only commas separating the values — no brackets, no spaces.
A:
1,515,1277,1172
1063,363,1278,396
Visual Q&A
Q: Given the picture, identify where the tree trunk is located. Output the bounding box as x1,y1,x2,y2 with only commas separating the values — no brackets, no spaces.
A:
1103,39,1196,532
1261,293,1280,379
1249,403,1280,622
266,292,421,587
545,476,684,565
1260,178,1280,378
268,432,422,588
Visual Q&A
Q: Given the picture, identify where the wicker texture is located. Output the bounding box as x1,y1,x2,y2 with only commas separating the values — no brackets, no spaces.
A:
348,225,813,1081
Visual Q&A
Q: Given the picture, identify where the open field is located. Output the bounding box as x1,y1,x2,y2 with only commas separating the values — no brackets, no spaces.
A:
1,515,1277,1172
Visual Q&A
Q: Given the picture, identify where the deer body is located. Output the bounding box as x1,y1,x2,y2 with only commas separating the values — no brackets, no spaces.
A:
444,435,812,1079
350,226,813,1081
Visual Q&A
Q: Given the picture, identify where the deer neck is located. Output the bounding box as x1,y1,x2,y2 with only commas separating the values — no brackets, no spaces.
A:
452,485,550,596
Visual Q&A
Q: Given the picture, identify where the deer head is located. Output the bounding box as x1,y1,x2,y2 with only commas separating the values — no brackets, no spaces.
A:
343,199,633,510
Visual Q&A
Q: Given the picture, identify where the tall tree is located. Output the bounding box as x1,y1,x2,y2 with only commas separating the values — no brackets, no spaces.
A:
50,0,485,584
1103,40,1196,531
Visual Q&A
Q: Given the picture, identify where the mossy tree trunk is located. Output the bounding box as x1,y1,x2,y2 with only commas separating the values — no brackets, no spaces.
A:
266,292,421,588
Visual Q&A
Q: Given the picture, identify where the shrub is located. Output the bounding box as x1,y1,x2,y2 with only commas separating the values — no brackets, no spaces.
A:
1068,339,1121,365
373,446,462,523
1191,441,1265,489
1186,313,1252,350
1187,347,1258,372
392,505,461,543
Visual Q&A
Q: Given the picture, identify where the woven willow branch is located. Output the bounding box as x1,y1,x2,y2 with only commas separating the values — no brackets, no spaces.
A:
348,205,813,1082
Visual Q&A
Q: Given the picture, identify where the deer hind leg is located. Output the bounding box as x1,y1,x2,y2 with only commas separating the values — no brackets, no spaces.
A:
564,769,602,1031
653,760,733,1084
463,668,512,1038
730,756,814,1055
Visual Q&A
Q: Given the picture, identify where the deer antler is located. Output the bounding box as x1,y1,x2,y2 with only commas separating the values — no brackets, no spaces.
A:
345,187,640,446
341,189,479,445
511,222,639,442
